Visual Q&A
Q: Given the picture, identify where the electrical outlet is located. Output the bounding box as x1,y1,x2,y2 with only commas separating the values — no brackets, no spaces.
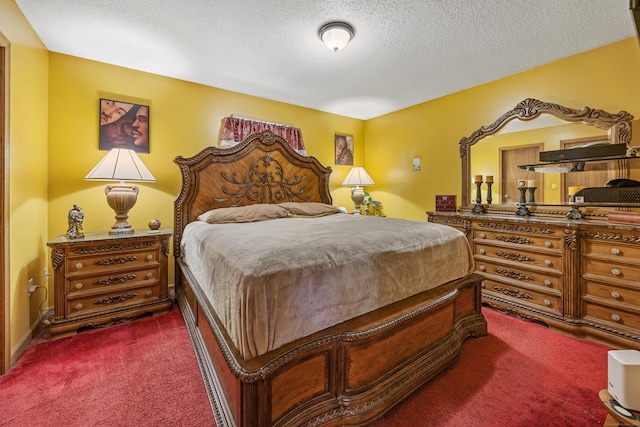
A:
28,278,37,296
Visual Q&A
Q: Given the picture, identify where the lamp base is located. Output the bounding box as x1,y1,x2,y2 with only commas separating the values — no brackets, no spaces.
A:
105,183,138,235
351,186,365,214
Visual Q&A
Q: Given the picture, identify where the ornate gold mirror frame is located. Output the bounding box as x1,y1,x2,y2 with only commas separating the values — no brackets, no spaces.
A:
459,98,634,216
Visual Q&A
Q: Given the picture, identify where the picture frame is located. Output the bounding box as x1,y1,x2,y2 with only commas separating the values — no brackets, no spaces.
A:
99,98,149,153
335,133,354,166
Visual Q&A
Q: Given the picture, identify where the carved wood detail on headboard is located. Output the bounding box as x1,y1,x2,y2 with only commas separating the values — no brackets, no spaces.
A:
173,131,333,256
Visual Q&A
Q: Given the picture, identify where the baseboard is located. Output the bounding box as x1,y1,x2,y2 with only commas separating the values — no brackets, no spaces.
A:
10,305,54,367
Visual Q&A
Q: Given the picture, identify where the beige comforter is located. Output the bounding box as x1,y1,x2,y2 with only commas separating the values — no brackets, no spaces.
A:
181,214,474,360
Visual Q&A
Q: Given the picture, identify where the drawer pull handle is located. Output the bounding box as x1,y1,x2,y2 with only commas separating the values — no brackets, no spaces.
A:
543,299,551,306
611,313,621,322
146,255,153,260
75,283,83,290
544,279,551,286
611,291,621,299
544,259,552,266
611,268,621,276
544,241,552,248
75,262,83,269
611,247,621,255
479,248,486,255
146,272,153,279
480,233,486,239
479,265,486,271
146,290,152,296
75,303,83,310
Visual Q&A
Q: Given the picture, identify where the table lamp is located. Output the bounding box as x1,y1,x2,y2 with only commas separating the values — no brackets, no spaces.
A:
85,148,156,235
342,167,374,214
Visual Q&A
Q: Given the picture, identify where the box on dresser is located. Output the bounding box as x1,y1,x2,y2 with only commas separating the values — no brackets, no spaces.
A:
47,228,173,337
435,195,457,212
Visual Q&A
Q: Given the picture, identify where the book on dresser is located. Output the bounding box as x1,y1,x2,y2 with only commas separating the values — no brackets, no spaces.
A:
608,211,640,225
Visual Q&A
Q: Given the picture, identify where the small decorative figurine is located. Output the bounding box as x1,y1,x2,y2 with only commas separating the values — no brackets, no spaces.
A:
65,204,85,239
148,219,161,231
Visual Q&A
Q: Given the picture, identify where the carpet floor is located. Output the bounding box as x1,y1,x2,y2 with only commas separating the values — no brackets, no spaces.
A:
0,305,612,426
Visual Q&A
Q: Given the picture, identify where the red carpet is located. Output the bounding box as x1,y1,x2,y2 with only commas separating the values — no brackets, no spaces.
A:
0,306,611,427
370,308,611,426
0,306,215,427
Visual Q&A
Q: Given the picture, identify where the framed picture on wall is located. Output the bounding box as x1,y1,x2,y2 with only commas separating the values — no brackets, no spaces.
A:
335,133,354,165
99,98,149,153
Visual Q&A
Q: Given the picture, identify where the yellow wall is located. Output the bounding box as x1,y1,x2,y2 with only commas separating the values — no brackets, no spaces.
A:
365,37,640,220
47,53,365,288
0,0,49,360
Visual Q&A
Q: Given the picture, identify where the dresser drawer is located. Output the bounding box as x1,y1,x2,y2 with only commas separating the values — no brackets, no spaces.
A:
473,227,564,253
583,259,640,284
582,240,640,264
583,279,640,306
476,259,562,290
475,244,563,272
65,247,160,277
584,303,640,331
66,284,161,318
65,267,160,296
482,277,562,315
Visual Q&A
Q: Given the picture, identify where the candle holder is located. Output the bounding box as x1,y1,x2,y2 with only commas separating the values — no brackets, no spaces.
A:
486,182,493,204
472,181,486,214
515,187,530,216
527,186,537,204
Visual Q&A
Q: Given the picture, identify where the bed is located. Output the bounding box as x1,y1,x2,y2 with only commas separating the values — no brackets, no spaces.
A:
173,131,487,427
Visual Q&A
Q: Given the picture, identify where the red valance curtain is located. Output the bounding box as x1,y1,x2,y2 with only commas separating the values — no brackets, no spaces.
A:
219,116,306,155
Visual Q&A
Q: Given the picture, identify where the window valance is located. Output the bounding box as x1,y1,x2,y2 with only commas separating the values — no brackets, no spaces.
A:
219,116,306,155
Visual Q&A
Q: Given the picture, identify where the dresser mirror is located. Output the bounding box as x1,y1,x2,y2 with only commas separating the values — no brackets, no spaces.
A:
459,98,637,217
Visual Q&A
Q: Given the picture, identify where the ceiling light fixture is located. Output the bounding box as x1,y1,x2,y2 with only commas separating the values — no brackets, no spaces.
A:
318,21,355,52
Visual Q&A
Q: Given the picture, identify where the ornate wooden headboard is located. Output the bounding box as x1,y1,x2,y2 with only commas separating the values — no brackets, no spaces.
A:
173,131,333,256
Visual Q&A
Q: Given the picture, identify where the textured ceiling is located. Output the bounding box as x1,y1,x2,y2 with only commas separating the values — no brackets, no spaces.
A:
14,0,637,120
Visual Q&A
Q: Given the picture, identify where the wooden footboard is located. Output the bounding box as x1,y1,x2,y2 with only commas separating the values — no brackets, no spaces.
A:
176,260,486,427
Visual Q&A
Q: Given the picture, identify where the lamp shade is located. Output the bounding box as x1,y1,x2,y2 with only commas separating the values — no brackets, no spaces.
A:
85,148,156,182
319,22,355,52
342,167,374,187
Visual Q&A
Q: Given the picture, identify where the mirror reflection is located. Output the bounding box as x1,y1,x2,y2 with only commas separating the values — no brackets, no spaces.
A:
461,99,638,210
470,122,615,205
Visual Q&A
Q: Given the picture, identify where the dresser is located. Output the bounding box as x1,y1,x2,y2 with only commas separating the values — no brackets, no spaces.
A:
428,211,640,349
47,228,173,336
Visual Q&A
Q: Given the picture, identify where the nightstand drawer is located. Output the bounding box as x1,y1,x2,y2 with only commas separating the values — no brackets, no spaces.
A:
66,284,161,318
65,248,160,277
65,267,160,295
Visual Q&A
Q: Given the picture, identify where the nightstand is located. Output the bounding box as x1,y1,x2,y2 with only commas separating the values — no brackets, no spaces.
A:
47,228,173,336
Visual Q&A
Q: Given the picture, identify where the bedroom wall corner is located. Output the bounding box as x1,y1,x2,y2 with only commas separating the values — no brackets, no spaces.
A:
0,0,50,363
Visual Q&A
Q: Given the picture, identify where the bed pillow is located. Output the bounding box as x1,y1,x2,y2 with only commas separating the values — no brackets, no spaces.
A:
279,202,342,217
198,204,289,224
